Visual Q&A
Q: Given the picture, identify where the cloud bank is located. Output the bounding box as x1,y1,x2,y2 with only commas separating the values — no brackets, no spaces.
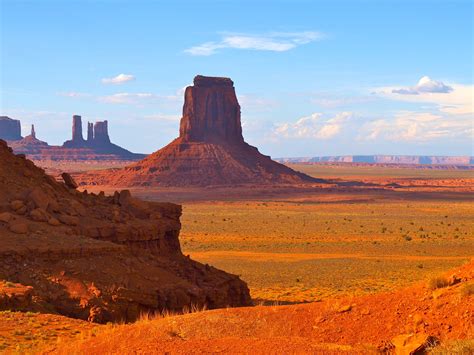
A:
274,112,353,139
392,76,453,95
185,31,324,56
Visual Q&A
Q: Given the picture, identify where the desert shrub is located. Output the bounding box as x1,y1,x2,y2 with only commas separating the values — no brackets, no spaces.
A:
460,282,474,297
428,339,474,354
428,276,450,290
403,235,412,241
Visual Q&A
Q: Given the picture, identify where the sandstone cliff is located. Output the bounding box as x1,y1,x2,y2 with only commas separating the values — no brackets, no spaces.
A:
0,139,251,322
79,75,316,187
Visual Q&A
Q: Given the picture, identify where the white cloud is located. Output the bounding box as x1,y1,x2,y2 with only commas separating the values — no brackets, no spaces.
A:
360,111,472,142
57,92,91,98
101,73,135,85
392,76,453,95
185,31,325,56
376,80,473,116
274,112,352,139
99,93,154,104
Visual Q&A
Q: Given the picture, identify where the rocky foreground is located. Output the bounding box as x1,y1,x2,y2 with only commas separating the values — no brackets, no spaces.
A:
0,139,251,322
5,259,471,354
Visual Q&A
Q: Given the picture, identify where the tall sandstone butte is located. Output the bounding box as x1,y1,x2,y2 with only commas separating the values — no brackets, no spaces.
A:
0,116,22,141
84,75,316,187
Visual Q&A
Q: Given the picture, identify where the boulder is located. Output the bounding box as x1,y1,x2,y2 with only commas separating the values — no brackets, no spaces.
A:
61,172,79,189
29,208,49,222
10,200,25,211
9,222,29,234
0,212,12,223
27,188,52,211
391,333,439,355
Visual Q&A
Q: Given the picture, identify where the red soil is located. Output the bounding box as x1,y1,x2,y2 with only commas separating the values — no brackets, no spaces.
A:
45,260,474,353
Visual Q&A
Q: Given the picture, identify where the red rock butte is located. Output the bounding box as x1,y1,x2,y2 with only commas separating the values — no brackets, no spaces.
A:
83,75,316,187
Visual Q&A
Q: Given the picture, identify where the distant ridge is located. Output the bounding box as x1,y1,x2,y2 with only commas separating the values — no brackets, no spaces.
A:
276,155,474,165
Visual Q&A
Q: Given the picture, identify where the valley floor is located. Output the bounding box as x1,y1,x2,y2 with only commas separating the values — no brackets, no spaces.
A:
2,162,471,353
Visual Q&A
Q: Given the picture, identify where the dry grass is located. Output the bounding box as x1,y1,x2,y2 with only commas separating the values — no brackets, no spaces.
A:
288,163,474,179
460,282,474,297
180,198,473,303
428,339,474,354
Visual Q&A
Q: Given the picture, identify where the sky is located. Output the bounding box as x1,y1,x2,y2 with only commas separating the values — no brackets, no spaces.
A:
1,0,473,157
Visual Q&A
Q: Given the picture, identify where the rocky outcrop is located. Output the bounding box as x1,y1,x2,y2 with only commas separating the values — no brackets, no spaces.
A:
79,75,316,187
0,139,251,322
0,116,22,141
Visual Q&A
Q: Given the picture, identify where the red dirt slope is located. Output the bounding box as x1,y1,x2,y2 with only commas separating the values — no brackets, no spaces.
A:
46,260,474,354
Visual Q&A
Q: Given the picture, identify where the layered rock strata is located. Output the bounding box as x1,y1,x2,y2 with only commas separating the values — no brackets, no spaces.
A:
0,139,251,322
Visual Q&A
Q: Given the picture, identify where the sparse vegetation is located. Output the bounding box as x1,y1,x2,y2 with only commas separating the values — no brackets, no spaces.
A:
428,276,450,290
180,197,473,303
460,282,474,297
428,339,474,354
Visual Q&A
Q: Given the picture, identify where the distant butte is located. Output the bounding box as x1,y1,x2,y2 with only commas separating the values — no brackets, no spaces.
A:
6,115,145,161
80,75,317,187
0,116,22,141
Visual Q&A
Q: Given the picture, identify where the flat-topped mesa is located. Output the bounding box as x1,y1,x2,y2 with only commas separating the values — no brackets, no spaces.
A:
179,75,244,144
93,120,111,145
0,116,22,141
193,75,234,87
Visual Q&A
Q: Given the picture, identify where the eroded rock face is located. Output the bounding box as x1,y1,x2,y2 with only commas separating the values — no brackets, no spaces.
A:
0,139,251,322
93,120,111,145
63,115,86,148
0,116,22,141
78,75,316,187
179,75,243,144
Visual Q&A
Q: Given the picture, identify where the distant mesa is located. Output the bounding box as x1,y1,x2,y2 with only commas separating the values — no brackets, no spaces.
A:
276,155,473,166
0,116,22,141
81,75,317,187
4,115,145,161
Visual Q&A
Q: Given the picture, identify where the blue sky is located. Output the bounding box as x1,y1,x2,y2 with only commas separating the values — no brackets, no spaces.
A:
1,0,472,157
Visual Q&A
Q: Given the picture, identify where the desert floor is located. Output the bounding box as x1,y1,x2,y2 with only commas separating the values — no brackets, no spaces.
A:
79,163,474,304
2,163,473,353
